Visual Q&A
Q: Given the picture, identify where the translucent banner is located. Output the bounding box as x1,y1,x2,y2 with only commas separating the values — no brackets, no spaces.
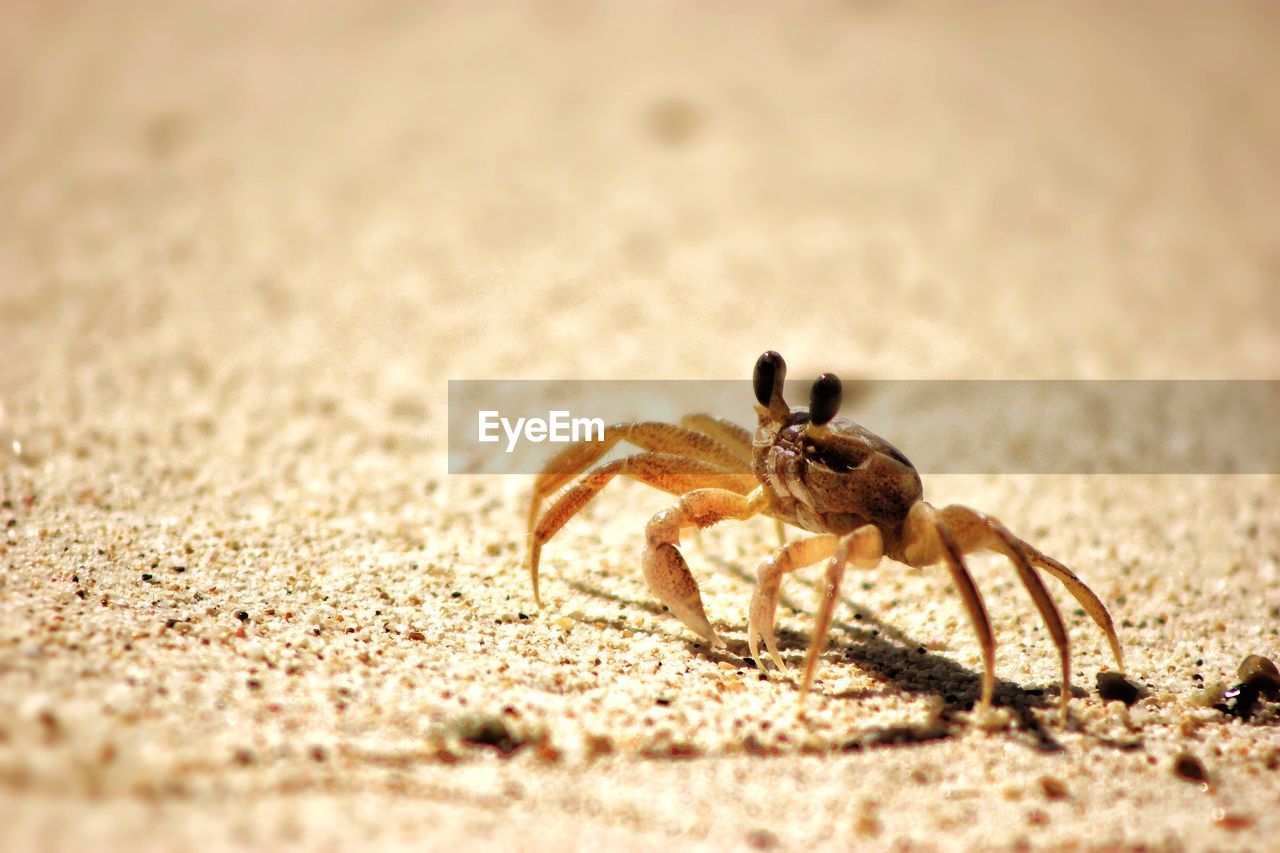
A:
448,380,1280,475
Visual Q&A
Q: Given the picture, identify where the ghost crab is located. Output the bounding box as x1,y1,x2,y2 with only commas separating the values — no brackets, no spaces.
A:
525,352,1125,723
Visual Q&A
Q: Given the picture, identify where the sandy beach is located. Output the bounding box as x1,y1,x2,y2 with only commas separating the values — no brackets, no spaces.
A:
2,2,1278,849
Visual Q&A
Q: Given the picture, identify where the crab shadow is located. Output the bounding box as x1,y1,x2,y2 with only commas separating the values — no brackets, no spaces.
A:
565,554,1098,754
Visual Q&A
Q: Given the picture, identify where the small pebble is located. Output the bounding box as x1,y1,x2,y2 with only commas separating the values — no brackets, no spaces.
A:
1213,810,1255,831
854,813,882,838
1172,752,1210,787
1038,776,1069,800
1097,672,1142,705
455,715,525,757
584,733,614,759
1238,654,1280,692
235,610,249,622
1214,654,1280,720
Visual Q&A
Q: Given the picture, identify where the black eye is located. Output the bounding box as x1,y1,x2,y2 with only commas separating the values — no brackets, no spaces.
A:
753,351,786,407
809,373,841,426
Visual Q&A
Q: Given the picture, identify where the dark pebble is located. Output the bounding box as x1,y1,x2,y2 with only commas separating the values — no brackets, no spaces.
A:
1216,682,1263,720
456,715,525,757
1239,655,1280,692
408,631,426,641
1096,672,1142,705
140,573,153,582
655,697,672,706
451,591,462,599
235,610,249,622
1039,776,1069,800
1173,752,1210,786
518,612,529,620
1213,655,1280,720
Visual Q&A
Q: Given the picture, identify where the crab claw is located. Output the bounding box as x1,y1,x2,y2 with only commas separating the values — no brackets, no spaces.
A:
643,542,725,648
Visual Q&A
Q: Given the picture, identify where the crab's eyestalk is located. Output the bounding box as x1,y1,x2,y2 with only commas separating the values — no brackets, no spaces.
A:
753,351,783,407
753,351,789,421
807,372,841,435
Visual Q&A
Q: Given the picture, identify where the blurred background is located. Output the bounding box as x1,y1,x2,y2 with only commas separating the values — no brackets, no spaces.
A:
2,2,1278,849
4,2,1276,406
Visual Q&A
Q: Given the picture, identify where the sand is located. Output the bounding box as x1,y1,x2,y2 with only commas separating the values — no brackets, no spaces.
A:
2,2,1278,850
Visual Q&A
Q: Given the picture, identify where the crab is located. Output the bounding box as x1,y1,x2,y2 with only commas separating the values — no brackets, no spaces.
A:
524,351,1125,723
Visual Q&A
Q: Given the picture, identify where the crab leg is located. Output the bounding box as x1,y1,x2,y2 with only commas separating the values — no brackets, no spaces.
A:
800,524,883,701
939,502,1125,676
526,422,751,535
902,502,999,717
678,414,753,463
527,453,750,607
1024,549,1125,673
938,505,1072,723
644,487,768,647
748,534,840,673
680,414,788,546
